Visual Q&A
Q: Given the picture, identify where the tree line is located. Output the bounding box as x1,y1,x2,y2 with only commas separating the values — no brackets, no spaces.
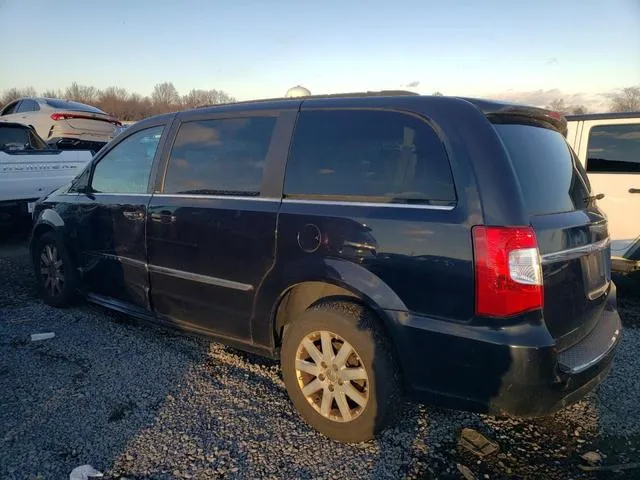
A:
0,82,236,121
1,83,639,121
545,86,640,115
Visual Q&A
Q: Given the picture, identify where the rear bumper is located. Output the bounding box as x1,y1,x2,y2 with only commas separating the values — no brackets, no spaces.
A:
389,297,621,417
0,200,32,227
612,256,640,275
47,137,107,154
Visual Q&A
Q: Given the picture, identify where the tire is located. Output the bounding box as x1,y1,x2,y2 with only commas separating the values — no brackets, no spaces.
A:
281,301,400,443
33,231,79,307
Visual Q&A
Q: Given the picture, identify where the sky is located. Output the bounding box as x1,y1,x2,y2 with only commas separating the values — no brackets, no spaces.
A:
0,0,639,109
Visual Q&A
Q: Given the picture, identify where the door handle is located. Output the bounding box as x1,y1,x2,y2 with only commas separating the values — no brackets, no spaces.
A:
150,211,176,223
630,188,640,194
122,210,145,221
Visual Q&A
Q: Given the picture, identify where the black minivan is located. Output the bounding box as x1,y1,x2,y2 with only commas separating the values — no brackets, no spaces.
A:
30,93,621,443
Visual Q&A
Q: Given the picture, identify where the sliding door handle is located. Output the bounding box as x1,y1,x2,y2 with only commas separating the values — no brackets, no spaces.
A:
629,188,640,194
122,210,145,221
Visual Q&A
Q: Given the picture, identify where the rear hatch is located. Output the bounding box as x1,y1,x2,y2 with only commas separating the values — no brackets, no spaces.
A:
493,116,611,349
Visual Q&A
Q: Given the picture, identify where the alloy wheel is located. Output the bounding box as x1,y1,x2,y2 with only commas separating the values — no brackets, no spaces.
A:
39,243,65,297
295,330,369,422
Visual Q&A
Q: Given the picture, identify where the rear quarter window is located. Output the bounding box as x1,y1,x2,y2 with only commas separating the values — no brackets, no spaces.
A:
494,124,590,216
587,123,640,173
284,109,456,206
0,127,29,149
0,126,45,150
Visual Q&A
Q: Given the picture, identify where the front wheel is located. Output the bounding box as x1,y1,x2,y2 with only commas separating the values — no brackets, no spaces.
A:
33,231,78,307
281,301,400,443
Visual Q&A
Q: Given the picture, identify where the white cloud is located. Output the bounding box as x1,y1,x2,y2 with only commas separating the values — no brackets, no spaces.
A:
483,88,611,113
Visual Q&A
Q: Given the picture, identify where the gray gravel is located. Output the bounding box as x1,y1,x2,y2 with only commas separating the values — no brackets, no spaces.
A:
1,235,639,480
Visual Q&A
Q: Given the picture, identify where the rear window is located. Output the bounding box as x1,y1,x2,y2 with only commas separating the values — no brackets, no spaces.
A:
494,124,590,215
0,126,47,150
44,99,105,114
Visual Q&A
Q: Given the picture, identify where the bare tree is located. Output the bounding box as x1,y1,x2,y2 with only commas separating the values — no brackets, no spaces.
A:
182,88,236,108
152,82,180,112
125,93,154,120
432,91,444,96
608,86,640,112
97,87,129,118
41,89,63,99
569,105,588,115
547,98,589,116
64,82,99,104
182,89,209,108
547,98,567,112
1,87,37,105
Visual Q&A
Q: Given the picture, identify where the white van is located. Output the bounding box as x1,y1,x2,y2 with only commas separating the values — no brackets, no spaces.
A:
566,112,640,276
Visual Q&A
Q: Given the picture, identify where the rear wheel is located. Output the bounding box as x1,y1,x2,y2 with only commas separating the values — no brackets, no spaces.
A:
33,232,78,307
281,301,400,443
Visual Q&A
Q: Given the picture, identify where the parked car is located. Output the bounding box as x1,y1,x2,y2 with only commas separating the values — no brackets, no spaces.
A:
0,97,121,154
566,112,640,279
0,122,93,227
29,93,621,443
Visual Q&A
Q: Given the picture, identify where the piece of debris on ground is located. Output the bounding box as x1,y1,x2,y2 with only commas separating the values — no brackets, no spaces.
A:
31,332,55,341
459,428,500,457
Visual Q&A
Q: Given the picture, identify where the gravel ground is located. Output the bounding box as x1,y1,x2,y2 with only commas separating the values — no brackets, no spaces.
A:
1,234,639,480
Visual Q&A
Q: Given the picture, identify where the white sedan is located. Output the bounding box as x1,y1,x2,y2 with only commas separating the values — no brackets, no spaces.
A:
0,97,121,152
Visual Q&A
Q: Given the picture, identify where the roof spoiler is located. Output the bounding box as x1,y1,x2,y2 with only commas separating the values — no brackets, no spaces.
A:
465,99,568,136
488,106,567,137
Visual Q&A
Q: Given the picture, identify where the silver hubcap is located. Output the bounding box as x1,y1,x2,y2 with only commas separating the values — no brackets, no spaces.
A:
295,330,369,422
40,244,64,297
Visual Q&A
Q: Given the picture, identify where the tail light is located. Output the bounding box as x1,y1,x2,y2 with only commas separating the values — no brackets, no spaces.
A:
50,112,120,126
472,226,543,317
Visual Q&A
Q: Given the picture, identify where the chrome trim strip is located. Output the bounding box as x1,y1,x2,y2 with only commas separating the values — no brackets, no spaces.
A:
343,240,377,252
560,327,620,375
541,238,610,264
282,198,456,210
152,193,279,202
148,264,253,292
90,193,152,197
587,282,610,301
101,253,147,268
